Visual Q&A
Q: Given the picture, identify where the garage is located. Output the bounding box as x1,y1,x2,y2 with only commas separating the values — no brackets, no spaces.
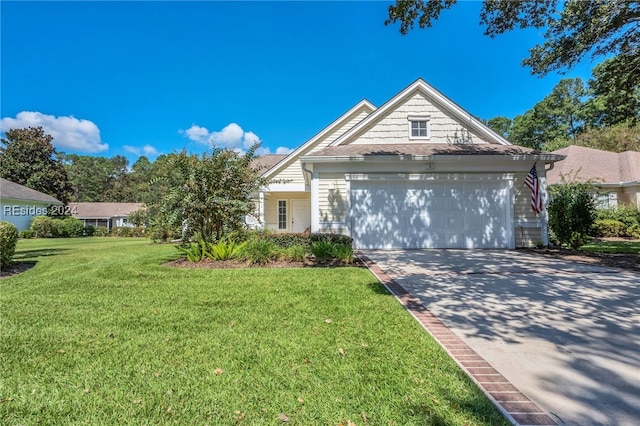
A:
350,178,511,249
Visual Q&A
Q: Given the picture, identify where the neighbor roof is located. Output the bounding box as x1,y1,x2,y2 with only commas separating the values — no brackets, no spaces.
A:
0,178,62,204
547,146,640,185
69,202,144,219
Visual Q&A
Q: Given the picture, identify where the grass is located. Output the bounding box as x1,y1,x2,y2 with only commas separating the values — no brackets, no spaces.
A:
580,239,640,254
1,238,508,425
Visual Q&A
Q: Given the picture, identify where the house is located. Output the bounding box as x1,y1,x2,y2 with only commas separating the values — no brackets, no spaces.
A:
68,202,144,230
255,79,565,249
0,178,63,231
547,145,640,209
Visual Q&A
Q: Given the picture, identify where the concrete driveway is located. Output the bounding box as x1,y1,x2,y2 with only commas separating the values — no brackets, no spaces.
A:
362,249,640,426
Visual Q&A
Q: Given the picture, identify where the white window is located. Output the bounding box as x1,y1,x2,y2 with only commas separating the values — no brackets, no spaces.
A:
408,116,430,139
278,200,287,230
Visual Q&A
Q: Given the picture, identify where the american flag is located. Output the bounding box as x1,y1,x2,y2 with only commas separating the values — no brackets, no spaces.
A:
524,163,543,214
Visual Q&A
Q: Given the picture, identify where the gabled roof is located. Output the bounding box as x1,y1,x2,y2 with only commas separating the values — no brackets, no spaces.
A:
329,78,511,147
251,154,288,176
547,145,640,185
0,178,62,204
262,99,376,179
69,202,144,219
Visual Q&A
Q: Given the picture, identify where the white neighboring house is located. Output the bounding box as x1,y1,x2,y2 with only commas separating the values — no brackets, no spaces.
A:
0,178,63,231
254,78,565,249
68,203,144,230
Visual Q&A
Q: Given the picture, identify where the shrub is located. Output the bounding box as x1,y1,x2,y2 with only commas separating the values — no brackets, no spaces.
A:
132,226,145,237
0,221,19,268
84,226,95,236
176,240,207,262
208,240,245,260
331,243,354,264
261,232,311,249
594,219,627,238
62,217,84,237
20,230,35,239
311,241,335,261
51,219,66,237
596,205,640,230
548,182,596,248
282,244,307,262
113,226,133,237
30,216,56,238
239,238,279,265
629,224,640,239
310,233,353,247
94,226,109,237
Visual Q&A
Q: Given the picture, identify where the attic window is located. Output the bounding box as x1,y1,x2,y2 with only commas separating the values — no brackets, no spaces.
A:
408,116,430,139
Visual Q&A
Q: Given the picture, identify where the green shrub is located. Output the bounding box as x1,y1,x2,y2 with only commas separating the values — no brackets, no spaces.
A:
0,221,19,268
94,226,109,237
176,240,207,262
239,238,279,265
596,205,640,230
261,233,311,249
62,217,84,237
30,216,55,238
207,240,245,260
132,226,145,237
282,244,307,262
20,230,35,239
51,219,66,237
548,182,596,248
113,226,133,237
84,226,95,236
331,243,354,264
594,219,627,237
310,233,353,247
629,224,640,239
311,241,335,261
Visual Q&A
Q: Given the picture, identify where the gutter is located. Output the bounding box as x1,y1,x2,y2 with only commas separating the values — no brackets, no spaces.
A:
300,153,565,163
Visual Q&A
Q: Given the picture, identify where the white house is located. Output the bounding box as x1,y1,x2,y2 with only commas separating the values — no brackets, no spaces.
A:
68,202,144,230
0,178,63,231
255,79,565,249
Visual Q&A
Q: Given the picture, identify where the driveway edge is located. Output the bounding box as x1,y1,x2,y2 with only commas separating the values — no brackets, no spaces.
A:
357,252,557,426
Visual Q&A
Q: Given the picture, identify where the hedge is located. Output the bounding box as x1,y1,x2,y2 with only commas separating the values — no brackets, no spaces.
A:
1,221,19,268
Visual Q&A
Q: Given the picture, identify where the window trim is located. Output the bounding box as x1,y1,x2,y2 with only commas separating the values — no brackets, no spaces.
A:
408,115,431,140
277,199,288,230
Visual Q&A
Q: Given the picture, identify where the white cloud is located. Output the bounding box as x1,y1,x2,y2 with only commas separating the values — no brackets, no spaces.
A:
275,146,294,155
0,111,108,153
124,144,159,157
180,122,263,150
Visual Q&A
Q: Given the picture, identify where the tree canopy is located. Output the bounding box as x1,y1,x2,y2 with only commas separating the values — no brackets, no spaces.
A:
0,127,73,203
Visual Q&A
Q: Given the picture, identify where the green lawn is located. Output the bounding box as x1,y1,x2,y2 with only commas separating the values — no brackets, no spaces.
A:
581,239,640,254
1,238,507,425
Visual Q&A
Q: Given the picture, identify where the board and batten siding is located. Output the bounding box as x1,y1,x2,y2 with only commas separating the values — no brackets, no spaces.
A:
273,110,371,186
351,92,489,145
263,192,310,232
317,173,349,234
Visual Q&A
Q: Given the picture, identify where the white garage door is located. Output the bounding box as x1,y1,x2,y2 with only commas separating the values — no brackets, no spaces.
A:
350,180,510,249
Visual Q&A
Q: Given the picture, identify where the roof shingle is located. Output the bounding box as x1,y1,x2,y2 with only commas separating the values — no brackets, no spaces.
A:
0,178,62,204
547,146,640,184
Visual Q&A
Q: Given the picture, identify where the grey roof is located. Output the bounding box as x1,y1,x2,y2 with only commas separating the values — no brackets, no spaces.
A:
68,203,144,219
0,178,63,204
251,154,288,175
547,146,640,185
306,143,545,157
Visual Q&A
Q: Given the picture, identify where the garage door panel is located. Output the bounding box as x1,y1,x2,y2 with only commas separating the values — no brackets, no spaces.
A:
351,180,509,249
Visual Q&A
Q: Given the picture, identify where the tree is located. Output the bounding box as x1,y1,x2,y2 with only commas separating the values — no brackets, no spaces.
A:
547,180,596,249
386,1,640,83
0,127,72,203
484,116,511,139
574,123,640,152
149,145,272,243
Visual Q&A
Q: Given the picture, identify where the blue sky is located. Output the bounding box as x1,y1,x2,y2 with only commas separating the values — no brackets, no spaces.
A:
1,1,596,163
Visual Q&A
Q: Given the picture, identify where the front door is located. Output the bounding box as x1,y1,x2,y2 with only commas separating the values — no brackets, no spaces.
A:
291,199,311,233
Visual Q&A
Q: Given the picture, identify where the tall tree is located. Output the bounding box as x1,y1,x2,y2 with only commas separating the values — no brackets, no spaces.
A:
485,116,511,139
386,1,640,84
0,127,72,203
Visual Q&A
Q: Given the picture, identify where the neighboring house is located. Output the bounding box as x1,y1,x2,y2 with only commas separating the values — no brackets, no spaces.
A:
547,145,640,209
68,203,144,230
254,78,564,249
0,178,63,231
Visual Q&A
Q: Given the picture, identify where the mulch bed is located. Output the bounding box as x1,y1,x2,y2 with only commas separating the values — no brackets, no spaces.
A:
165,257,367,269
0,262,37,279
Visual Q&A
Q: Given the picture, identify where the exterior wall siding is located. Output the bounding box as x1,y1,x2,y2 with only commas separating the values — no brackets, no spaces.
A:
317,173,348,234
0,201,49,231
351,92,489,145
